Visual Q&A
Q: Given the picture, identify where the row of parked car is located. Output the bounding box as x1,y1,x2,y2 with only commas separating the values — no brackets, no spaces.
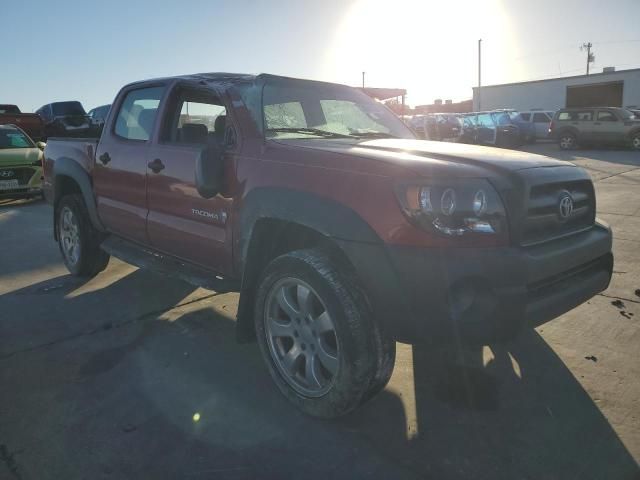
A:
0,101,110,141
0,101,111,201
406,107,640,150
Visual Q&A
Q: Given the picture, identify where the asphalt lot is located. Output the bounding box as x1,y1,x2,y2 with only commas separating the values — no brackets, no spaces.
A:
1,143,639,480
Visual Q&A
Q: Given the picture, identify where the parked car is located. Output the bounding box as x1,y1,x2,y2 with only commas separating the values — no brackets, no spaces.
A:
549,107,640,150
36,101,91,138
87,104,111,134
472,111,523,147
43,73,613,418
519,110,555,139
0,124,44,198
424,113,462,141
405,114,427,138
490,110,536,144
458,114,479,144
0,104,45,141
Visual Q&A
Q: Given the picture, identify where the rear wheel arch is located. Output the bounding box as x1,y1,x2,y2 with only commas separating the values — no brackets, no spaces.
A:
52,158,105,238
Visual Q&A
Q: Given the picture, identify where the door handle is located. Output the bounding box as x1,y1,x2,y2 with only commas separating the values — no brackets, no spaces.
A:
148,158,165,173
98,152,111,165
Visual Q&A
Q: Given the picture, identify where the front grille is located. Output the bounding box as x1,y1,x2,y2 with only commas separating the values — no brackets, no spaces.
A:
521,179,595,245
0,167,36,185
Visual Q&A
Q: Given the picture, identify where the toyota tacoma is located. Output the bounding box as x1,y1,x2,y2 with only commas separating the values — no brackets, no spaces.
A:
43,73,613,417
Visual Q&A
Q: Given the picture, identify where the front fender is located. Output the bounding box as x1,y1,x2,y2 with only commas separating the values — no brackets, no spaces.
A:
236,187,381,273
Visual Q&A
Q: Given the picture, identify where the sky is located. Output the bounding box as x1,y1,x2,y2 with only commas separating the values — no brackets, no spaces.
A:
2,0,639,111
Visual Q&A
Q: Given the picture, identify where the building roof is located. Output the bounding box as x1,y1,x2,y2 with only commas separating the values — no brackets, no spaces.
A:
472,67,640,91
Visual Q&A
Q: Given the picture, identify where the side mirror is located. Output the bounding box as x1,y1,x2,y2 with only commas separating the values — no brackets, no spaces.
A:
36,141,46,151
195,145,224,199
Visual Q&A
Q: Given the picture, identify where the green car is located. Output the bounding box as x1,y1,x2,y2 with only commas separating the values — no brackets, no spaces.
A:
0,124,44,198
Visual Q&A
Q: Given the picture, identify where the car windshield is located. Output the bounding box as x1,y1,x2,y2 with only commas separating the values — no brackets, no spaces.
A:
0,128,34,149
253,78,415,140
620,109,635,120
52,101,86,116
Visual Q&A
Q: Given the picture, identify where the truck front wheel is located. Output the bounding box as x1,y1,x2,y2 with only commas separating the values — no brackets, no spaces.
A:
56,194,110,277
254,248,395,418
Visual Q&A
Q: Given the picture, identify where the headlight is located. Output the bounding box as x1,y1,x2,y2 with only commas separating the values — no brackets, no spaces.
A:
395,179,507,237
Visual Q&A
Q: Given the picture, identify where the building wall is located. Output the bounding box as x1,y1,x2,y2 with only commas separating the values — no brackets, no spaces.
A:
472,69,640,111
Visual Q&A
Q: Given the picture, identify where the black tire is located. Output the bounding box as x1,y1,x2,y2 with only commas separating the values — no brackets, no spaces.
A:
631,132,640,151
558,132,577,150
254,249,395,418
56,194,110,277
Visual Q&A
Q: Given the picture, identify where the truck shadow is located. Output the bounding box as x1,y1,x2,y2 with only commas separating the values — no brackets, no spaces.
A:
2,270,638,479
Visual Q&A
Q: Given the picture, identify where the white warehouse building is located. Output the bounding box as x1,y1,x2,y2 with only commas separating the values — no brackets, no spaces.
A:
472,67,640,112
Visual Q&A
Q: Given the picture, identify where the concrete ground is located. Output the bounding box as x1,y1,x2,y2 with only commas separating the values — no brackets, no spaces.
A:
1,144,639,480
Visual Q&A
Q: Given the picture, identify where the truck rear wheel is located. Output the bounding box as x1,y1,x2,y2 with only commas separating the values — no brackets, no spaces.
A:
56,194,110,277
254,248,395,418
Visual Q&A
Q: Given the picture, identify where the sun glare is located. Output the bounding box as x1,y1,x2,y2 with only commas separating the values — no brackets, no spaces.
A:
323,0,520,106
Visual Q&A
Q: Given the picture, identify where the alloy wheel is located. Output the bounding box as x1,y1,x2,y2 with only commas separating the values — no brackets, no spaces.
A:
59,206,80,266
632,135,640,150
264,278,339,397
559,135,575,149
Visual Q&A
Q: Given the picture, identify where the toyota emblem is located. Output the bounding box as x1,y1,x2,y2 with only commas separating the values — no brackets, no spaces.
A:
0,170,15,178
558,192,574,221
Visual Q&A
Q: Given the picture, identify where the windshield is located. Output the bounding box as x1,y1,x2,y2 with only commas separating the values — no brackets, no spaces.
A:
52,101,86,116
254,78,414,140
0,127,34,149
621,109,636,120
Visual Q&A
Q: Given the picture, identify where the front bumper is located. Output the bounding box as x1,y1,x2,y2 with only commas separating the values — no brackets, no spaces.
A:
338,223,613,345
0,166,43,198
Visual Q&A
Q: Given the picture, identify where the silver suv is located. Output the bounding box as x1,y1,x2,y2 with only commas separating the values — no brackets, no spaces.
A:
549,107,640,150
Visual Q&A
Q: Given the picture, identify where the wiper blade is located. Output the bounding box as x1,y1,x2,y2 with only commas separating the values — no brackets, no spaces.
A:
349,131,398,139
266,127,353,139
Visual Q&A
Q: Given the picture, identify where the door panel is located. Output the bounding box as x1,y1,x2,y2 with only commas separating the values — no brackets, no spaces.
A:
94,141,149,243
146,144,232,274
594,110,621,143
93,85,166,244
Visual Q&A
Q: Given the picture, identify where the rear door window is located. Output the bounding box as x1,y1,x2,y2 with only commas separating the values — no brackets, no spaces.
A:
520,113,531,121
114,86,165,141
533,112,550,123
597,111,617,122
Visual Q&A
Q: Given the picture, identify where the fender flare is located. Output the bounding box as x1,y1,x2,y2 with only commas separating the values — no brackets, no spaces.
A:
556,126,580,139
53,157,105,232
237,187,381,273
234,187,382,342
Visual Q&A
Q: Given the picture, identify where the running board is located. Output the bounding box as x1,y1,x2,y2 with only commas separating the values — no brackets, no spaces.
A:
100,236,239,293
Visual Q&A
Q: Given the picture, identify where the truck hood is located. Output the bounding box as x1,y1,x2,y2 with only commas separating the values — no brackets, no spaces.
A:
0,148,41,167
275,138,574,177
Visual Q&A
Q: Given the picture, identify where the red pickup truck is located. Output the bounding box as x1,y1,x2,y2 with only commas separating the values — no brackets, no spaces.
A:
43,73,613,417
0,104,45,141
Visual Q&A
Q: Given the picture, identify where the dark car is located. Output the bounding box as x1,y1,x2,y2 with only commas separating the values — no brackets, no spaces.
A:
424,113,462,141
36,101,91,139
458,114,479,144
44,72,612,418
498,110,537,143
472,111,523,147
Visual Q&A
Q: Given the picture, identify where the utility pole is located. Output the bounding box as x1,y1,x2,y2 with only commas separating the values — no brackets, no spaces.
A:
581,42,594,75
362,71,365,88
477,39,482,111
